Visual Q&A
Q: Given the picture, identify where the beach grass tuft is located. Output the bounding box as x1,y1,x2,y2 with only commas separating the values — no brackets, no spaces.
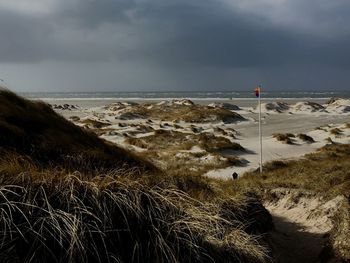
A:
272,133,295,144
297,133,315,143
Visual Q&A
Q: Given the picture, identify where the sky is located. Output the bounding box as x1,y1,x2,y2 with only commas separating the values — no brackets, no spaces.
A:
0,0,349,92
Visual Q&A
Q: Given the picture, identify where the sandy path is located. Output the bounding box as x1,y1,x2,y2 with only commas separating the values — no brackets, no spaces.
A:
268,213,327,263
265,189,345,263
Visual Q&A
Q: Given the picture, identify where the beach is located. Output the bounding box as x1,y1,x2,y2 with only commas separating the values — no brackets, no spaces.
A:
44,97,350,180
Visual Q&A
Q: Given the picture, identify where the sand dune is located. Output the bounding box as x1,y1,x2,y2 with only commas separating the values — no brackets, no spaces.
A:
52,98,350,181
325,98,350,113
290,101,326,113
244,99,350,115
255,101,290,113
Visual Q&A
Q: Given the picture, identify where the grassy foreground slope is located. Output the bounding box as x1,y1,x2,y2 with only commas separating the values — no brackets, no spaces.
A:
0,90,271,263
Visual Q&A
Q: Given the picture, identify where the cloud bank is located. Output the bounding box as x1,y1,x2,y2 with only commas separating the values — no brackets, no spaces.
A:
0,0,349,91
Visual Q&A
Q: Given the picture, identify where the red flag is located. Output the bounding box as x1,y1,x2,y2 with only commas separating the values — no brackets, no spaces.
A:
255,86,261,97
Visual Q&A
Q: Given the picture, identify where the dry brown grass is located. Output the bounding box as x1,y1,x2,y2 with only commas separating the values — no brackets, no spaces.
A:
330,128,343,135
272,133,295,144
327,199,350,262
228,144,350,199
80,118,111,128
297,133,315,143
0,162,271,263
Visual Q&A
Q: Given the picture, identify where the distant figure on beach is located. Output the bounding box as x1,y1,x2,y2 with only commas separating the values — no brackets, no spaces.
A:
232,172,238,180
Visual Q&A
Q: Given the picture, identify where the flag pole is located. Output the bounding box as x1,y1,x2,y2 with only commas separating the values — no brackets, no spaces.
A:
258,85,263,174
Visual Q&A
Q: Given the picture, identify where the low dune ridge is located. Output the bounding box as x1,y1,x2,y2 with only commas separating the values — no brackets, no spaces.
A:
208,102,241,111
291,101,326,113
325,98,350,113
255,101,290,113
103,101,138,111
112,100,246,123
249,99,350,115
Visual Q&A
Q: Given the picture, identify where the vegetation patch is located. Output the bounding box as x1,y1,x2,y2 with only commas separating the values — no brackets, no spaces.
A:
80,118,111,129
297,133,315,143
326,199,350,262
0,168,270,263
272,133,295,144
330,128,343,135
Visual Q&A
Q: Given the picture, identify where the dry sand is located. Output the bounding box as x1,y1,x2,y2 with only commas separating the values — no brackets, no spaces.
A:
265,188,346,263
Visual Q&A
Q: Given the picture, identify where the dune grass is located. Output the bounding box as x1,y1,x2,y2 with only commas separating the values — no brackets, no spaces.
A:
272,133,295,144
297,133,315,143
327,199,350,262
0,166,271,263
80,118,111,129
330,128,343,136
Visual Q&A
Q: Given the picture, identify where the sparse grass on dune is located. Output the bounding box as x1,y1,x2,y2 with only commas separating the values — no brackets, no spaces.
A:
297,133,315,143
125,129,246,179
80,118,111,129
125,129,243,152
327,198,350,262
330,128,343,136
272,133,295,144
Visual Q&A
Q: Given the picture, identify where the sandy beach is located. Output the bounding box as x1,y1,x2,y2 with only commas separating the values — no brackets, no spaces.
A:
45,97,350,180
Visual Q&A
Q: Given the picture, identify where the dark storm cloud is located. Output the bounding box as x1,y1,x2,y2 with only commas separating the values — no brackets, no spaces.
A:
1,0,350,92
0,0,349,68
0,9,51,62
55,0,136,27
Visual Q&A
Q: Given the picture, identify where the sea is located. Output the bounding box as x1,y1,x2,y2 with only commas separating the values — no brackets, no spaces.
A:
21,91,350,101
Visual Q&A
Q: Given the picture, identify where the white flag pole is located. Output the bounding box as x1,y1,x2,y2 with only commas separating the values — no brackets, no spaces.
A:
258,85,263,174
